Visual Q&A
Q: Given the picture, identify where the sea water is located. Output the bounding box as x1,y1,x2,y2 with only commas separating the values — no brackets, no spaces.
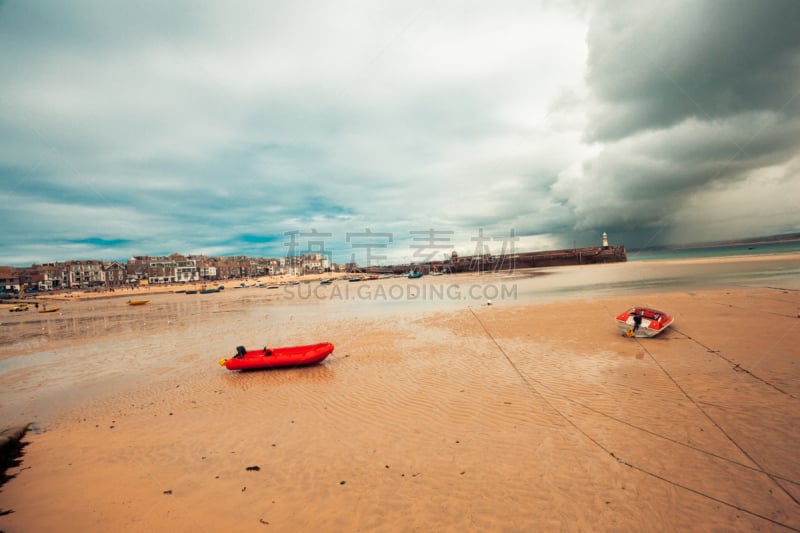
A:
513,255,800,303
627,238,800,262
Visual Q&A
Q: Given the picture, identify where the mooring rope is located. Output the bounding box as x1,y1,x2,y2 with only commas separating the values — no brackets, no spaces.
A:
599,302,799,506
470,307,800,532
529,370,799,486
631,333,800,508
671,326,796,399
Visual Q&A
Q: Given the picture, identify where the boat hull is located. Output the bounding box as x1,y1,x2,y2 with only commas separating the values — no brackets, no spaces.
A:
615,307,674,338
223,342,334,371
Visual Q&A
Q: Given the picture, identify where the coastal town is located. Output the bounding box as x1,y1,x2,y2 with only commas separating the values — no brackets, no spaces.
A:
0,235,627,295
0,253,333,295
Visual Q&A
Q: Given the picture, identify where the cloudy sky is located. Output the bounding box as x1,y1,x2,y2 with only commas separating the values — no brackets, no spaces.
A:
2,0,799,267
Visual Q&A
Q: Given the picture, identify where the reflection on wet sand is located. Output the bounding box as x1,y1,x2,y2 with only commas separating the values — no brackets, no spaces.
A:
220,363,336,391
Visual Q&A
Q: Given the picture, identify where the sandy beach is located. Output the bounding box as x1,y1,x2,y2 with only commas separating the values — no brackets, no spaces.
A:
1,255,799,531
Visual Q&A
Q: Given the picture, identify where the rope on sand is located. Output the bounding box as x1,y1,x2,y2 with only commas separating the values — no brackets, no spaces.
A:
470,307,800,532
671,326,796,399
529,373,799,487
467,309,613,456
632,333,800,508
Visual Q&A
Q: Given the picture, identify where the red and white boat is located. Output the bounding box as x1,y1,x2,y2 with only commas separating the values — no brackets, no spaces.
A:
219,342,334,371
615,307,674,338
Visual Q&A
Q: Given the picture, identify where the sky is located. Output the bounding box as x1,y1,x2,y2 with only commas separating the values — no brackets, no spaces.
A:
2,0,800,267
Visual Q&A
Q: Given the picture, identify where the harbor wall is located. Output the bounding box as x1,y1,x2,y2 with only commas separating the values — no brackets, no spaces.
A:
365,245,627,275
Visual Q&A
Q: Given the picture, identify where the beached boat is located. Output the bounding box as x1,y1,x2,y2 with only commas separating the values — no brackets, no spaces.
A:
320,278,334,285
128,299,149,306
38,307,60,313
219,342,334,371
408,271,423,279
615,306,674,338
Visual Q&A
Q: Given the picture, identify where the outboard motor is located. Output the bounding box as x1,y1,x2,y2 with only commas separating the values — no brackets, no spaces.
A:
235,345,247,358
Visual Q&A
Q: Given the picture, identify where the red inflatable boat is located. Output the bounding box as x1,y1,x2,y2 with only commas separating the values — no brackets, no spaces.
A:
220,342,334,371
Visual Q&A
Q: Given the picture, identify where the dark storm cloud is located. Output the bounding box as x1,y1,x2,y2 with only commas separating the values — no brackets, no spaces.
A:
559,0,800,248
586,0,800,141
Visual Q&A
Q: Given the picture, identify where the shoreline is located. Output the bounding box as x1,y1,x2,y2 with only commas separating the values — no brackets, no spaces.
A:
627,250,800,266
1,255,799,531
5,251,799,306
4,272,354,304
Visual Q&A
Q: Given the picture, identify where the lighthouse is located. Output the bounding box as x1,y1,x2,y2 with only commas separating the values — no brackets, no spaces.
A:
602,232,609,249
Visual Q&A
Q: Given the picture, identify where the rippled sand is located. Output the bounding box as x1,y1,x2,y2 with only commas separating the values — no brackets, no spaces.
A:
1,258,799,531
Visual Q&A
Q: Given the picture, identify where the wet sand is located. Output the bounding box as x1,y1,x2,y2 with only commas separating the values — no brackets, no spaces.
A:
1,256,799,531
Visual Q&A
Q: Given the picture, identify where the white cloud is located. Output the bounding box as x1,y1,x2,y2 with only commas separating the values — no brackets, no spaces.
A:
1,1,799,265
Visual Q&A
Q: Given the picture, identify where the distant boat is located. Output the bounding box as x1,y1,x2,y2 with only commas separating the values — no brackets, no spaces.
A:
615,306,674,338
320,279,334,285
408,271,423,279
199,288,218,294
38,306,60,313
127,299,149,306
348,276,363,282
185,290,198,294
